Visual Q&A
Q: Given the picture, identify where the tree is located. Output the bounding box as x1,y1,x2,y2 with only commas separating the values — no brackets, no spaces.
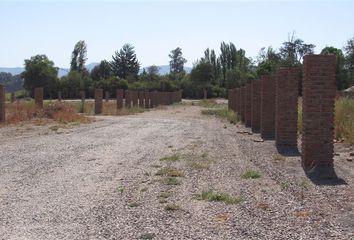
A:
110,43,140,80
344,37,354,87
146,65,160,81
70,40,87,73
279,33,315,66
256,47,281,75
169,47,187,77
321,46,348,90
190,61,213,97
22,54,58,97
91,60,112,81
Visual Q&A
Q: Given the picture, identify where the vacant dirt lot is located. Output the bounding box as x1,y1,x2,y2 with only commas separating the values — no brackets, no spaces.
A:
0,103,353,240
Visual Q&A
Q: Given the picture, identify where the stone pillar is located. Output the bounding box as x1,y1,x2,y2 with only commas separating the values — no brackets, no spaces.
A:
251,80,261,132
125,90,131,108
240,86,245,123
245,84,252,127
260,75,275,139
302,55,336,176
138,91,145,108
0,85,5,123
116,89,123,109
94,88,103,114
58,91,62,102
144,91,150,108
275,67,300,147
34,87,43,109
132,90,138,107
105,91,110,102
11,92,15,103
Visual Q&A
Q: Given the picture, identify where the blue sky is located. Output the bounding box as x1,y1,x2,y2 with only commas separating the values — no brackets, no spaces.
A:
1,1,354,68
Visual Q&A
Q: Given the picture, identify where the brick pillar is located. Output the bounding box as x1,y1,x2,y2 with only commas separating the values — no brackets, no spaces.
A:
0,85,5,123
138,91,144,108
203,89,207,100
58,91,62,102
275,67,300,147
144,91,150,108
94,88,103,114
245,84,252,127
302,55,336,176
230,89,236,112
34,87,43,109
132,90,138,107
125,90,131,108
150,91,155,108
251,80,261,132
228,89,232,111
116,89,123,109
260,75,275,139
240,86,245,123
11,92,15,103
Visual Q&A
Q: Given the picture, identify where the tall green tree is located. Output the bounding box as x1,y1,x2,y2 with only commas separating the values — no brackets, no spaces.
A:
91,60,112,81
22,54,58,97
169,47,187,77
110,43,140,80
70,40,87,73
190,61,213,95
344,37,354,87
321,46,348,90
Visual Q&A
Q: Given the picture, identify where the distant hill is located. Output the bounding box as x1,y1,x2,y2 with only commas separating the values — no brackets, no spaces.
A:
0,63,192,78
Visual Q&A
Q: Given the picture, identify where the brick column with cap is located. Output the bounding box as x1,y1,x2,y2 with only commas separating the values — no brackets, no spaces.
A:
251,80,261,132
245,84,252,127
302,55,336,175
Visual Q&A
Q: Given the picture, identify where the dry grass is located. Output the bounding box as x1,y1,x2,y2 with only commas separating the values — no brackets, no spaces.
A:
1,101,91,127
66,101,146,116
335,97,354,144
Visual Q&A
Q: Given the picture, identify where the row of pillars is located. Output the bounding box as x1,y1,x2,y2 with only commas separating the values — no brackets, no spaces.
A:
94,89,182,114
228,55,337,177
0,86,183,122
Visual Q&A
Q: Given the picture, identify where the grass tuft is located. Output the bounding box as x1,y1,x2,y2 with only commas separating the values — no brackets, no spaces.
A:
201,108,239,124
164,204,180,211
155,167,184,177
160,154,179,162
194,191,243,205
241,170,262,179
162,177,180,185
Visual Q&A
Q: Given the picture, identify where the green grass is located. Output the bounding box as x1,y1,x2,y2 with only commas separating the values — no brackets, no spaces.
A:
241,170,262,179
160,154,179,162
162,177,180,185
335,97,354,144
128,202,140,208
201,108,239,124
158,192,172,198
194,191,243,205
164,204,180,211
155,167,184,177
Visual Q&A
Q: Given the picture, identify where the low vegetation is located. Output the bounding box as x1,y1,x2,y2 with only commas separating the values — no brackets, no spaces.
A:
194,191,243,205
192,99,221,108
201,108,238,124
160,154,179,162
162,177,180,186
241,170,262,179
335,97,354,144
2,101,91,126
155,167,184,177
164,204,180,211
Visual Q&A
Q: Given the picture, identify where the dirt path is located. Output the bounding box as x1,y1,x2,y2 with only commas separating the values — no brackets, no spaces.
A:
0,104,353,240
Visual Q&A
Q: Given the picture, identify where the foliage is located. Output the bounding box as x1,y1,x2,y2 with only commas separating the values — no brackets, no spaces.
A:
0,72,23,92
91,60,112,81
194,191,243,204
169,47,187,77
110,43,140,79
22,54,58,98
70,40,87,73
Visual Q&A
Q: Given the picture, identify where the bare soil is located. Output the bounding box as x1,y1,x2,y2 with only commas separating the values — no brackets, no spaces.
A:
0,103,353,239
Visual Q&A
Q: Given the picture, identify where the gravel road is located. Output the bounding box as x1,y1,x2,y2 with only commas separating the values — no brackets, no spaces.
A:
0,104,353,239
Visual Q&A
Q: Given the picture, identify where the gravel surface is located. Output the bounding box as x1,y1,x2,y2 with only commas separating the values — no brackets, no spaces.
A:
0,104,353,239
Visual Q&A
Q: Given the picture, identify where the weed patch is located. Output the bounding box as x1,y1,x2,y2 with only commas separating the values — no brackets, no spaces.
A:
201,108,238,124
162,177,180,185
164,204,180,211
194,191,243,205
155,167,184,177
160,154,179,162
241,170,262,179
